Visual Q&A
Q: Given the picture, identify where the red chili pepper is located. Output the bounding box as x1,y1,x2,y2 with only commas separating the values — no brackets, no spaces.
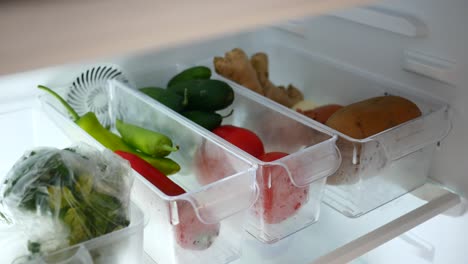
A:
115,150,185,196
115,150,220,250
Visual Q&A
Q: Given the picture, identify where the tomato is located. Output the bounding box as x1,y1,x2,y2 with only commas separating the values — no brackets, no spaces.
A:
195,125,264,184
254,152,309,224
212,125,265,158
259,151,288,162
174,200,220,250
193,139,236,185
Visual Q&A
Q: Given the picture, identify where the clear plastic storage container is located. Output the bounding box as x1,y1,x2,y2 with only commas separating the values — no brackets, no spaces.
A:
0,99,145,264
40,82,258,264
114,67,340,244
214,38,451,218
118,26,450,218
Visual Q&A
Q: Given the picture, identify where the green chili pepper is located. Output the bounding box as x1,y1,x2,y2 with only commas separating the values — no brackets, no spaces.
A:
138,154,181,175
38,85,134,153
116,119,178,158
38,85,181,175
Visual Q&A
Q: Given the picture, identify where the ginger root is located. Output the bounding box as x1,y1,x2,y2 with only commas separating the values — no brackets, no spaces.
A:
250,52,270,87
213,48,263,95
214,48,304,108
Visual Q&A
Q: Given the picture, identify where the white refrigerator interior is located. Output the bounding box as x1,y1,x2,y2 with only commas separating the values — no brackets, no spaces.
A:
0,0,467,263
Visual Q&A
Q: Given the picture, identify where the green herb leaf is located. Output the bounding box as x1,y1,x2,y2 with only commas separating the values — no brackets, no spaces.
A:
62,187,80,209
63,207,91,245
27,241,41,254
85,192,128,236
75,174,93,199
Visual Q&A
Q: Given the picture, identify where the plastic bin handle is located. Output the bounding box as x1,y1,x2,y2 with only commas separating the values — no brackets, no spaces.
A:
179,168,258,224
376,109,451,161
283,136,341,187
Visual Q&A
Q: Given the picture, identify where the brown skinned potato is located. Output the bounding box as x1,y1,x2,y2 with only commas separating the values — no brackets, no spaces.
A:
325,95,422,185
297,104,343,124
326,95,422,139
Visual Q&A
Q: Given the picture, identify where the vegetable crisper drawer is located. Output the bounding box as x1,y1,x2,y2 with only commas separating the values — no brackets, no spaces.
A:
0,101,144,264
116,68,340,244
39,83,258,264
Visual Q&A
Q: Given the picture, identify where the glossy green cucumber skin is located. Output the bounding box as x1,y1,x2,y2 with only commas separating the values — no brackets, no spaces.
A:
182,111,223,131
168,79,234,111
139,87,185,112
167,66,211,87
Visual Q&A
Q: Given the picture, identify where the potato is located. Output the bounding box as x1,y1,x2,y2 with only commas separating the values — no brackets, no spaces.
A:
325,95,422,139
325,95,422,185
299,104,343,124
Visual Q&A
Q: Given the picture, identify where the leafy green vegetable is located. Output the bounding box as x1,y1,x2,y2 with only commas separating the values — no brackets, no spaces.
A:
0,209,11,224
0,145,132,257
85,192,129,236
75,174,93,199
28,241,41,254
63,207,91,245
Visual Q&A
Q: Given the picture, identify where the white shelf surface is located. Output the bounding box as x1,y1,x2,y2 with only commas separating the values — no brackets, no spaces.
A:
142,182,459,264
232,182,460,264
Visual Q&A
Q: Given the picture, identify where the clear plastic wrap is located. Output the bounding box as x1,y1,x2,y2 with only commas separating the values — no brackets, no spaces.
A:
0,143,134,262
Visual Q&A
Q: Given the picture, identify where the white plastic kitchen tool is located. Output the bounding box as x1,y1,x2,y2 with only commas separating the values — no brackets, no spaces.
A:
64,64,133,127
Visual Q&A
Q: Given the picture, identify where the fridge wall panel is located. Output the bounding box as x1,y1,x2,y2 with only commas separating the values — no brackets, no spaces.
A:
275,0,468,198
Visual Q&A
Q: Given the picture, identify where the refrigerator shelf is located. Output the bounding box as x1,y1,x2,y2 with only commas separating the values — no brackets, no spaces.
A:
231,182,460,264
140,182,459,264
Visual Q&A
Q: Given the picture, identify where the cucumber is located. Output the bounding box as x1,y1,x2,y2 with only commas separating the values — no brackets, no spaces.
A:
168,79,234,111
182,111,223,131
139,87,185,112
167,66,211,87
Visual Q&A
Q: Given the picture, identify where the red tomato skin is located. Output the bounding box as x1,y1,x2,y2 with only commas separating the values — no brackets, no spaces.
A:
174,201,220,250
254,152,309,224
193,140,236,185
212,125,265,158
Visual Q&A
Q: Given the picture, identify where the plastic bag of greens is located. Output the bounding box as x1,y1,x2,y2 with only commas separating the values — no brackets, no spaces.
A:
0,143,133,260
